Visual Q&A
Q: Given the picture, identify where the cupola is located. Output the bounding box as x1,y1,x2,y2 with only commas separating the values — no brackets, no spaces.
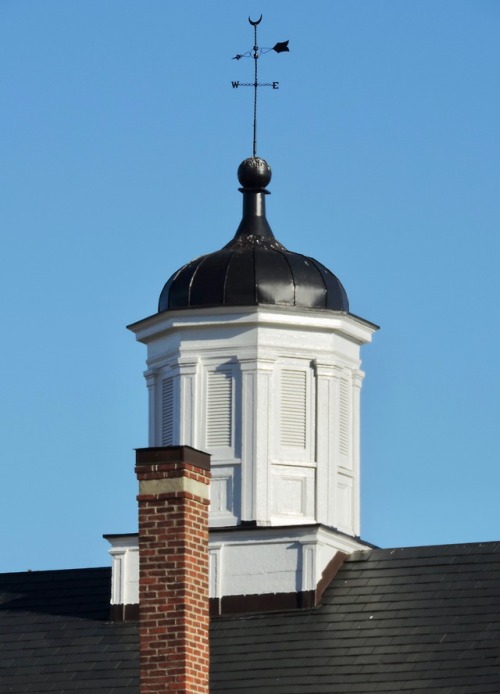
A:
128,153,377,609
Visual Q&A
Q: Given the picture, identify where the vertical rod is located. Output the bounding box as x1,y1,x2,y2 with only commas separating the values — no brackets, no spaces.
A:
253,23,258,158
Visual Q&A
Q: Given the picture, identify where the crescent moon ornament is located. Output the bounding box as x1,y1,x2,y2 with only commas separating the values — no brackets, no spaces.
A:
248,15,262,26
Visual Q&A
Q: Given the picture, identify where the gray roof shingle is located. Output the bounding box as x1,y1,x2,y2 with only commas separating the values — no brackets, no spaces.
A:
210,542,500,693
0,567,138,693
2,542,500,692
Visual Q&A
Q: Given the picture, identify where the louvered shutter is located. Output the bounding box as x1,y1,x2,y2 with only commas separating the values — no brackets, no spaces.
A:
280,370,307,448
161,377,174,446
338,376,350,456
207,370,233,448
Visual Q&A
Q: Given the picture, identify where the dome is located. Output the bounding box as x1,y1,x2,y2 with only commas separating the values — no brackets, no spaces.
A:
158,158,349,314
158,242,348,313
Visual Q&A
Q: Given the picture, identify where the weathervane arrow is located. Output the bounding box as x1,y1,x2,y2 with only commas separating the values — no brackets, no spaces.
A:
231,16,289,158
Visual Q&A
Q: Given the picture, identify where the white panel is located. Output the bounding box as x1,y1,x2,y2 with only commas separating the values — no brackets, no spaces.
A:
271,465,315,521
209,546,222,598
301,543,316,593
111,555,123,604
207,369,233,448
161,377,174,446
123,548,139,605
107,541,139,605
280,370,307,448
336,475,353,533
275,475,304,515
209,465,240,526
222,541,301,595
211,469,233,515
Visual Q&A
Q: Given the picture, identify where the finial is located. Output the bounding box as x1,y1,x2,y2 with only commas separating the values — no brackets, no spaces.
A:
237,156,272,190
231,16,289,158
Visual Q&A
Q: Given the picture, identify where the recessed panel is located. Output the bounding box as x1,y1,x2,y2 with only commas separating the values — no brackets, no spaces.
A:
271,466,315,521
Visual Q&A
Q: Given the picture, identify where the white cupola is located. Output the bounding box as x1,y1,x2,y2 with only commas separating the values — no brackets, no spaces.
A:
128,157,377,609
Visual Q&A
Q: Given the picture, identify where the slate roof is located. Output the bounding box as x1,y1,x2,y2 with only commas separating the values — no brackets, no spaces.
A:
2,542,500,693
212,542,500,693
0,567,138,693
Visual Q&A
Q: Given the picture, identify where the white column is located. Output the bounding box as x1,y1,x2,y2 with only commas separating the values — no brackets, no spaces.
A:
240,357,274,523
240,360,256,522
314,361,336,525
351,369,365,537
300,540,317,593
330,364,346,529
177,357,200,448
144,368,157,446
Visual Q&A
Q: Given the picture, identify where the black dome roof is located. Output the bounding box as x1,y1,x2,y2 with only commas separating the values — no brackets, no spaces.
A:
158,158,349,314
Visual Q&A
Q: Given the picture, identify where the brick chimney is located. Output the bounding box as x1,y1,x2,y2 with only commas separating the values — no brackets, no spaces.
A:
135,446,211,694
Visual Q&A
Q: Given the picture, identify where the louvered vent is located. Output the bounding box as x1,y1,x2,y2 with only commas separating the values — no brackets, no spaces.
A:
280,370,307,448
339,377,350,456
207,370,233,448
162,377,174,446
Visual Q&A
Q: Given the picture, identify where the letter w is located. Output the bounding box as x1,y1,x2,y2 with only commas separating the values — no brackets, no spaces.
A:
231,81,240,88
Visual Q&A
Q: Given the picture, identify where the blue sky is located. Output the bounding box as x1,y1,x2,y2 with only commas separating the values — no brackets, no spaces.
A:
1,1,499,571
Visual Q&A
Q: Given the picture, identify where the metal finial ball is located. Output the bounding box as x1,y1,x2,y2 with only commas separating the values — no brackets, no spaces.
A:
237,157,272,189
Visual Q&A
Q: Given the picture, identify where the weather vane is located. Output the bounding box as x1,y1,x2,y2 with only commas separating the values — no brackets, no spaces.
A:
232,15,289,158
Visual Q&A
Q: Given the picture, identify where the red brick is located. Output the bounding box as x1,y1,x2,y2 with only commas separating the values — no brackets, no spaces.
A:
137,446,210,694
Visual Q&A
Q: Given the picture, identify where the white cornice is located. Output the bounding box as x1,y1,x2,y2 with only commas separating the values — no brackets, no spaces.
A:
128,305,378,346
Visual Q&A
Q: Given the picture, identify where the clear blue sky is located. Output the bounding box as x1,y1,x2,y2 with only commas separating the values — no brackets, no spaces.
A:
2,1,499,571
